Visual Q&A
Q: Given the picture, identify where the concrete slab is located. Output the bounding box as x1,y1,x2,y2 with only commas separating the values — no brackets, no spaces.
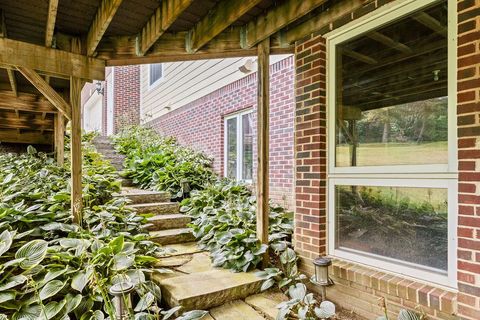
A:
209,300,265,320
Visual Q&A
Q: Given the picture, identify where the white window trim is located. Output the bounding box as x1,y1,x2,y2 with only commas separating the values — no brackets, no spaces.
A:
224,109,254,183
325,0,457,288
148,63,164,90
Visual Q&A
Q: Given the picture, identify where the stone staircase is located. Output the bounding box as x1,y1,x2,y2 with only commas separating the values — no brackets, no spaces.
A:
94,135,276,319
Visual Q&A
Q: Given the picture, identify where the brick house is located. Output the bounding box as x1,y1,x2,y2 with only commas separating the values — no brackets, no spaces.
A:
79,0,480,318
81,55,296,209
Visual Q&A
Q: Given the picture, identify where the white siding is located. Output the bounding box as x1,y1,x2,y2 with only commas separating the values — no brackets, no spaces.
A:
140,55,291,122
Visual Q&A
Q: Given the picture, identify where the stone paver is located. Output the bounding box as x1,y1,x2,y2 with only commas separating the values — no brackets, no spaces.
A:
176,252,214,273
162,242,204,256
156,255,193,267
245,291,287,320
209,300,265,320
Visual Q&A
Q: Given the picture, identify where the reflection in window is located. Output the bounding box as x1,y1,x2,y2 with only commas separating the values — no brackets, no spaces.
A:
242,113,254,180
226,118,237,179
149,63,163,86
335,1,448,167
335,185,448,271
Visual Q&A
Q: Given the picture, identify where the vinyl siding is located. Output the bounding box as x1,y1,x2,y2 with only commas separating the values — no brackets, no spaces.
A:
140,55,291,122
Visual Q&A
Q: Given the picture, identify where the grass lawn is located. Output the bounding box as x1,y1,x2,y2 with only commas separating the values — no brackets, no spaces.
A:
336,141,448,167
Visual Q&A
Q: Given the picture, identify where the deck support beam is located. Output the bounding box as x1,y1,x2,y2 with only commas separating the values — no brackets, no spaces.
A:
54,113,64,165
70,38,83,226
256,38,270,265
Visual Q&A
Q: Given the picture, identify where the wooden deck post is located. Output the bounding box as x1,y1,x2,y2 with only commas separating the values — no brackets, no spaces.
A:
54,113,64,165
256,37,270,264
70,76,82,225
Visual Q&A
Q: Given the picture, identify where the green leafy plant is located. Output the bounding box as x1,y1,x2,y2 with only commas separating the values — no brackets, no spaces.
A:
112,126,216,200
0,137,204,319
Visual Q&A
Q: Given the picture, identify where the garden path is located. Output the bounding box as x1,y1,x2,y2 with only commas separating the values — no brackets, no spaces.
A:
94,136,287,319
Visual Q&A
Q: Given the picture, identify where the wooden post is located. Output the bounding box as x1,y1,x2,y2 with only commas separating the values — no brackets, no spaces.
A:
54,113,64,165
70,37,83,225
70,76,82,225
256,37,270,264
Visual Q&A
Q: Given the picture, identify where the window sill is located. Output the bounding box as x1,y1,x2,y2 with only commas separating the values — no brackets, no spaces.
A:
329,258,457,316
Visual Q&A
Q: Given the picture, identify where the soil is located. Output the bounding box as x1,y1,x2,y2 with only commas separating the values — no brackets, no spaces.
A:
334,306,368,320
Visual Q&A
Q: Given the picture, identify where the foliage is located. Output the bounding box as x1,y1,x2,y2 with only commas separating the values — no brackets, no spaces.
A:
112,126,217,200
0,139,203,319
180,180,293,272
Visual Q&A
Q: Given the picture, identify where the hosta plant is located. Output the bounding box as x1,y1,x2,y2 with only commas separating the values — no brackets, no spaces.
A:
112,126,217,200
0,139,204,319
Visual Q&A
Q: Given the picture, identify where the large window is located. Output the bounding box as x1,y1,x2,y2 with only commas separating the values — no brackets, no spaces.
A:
224,110,254,181
327,0,456,287
148,63,163,87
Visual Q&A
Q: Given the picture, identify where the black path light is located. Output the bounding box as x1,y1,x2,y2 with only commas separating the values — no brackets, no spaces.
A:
311,257,334,301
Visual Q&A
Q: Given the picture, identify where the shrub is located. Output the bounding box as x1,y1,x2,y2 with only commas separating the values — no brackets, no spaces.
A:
113,126,217,200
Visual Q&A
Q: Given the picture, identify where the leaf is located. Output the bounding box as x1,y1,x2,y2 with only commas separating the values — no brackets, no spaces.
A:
298,306,308,320
12,305,42,320
142,281,162,301
112,253,134,271
134,292,155,312
397,309,421,320
161,306,182,320
0,275,27,290
0,291,16,303
27,145,37,155
39,280,65,300
0,230,13,257
260,278,275,291
314,301,336,319
3,173,14,184
44,300,67,319
92,310,104,320
71,272,89,293
15,239,48,270
64,294,83,313
109,235,124,254
288,283,306,301
43,268,68,284
176,310,209,320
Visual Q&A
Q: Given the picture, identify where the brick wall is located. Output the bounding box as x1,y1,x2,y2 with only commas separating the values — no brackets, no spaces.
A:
293,0,480,319
113,65,140,133
147,57,295,209
456,0,480,319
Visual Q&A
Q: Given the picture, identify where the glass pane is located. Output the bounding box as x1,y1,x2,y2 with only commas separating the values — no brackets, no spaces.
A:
335,1,448,167
335,185,448,271
149,63,163,85
242,113,253,180
226,118,237,179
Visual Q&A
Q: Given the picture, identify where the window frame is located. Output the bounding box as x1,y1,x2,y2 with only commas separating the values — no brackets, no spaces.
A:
148,63,164,89
223,109,254,183
325,0,457,288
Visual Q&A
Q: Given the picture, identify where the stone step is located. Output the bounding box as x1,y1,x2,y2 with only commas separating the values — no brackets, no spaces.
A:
245,292,287,320
162,242,204,257
147,214,190,230
120,178,135,187
114,187,170,204
210,300,266,320
153,269,262,311
97,149,120,156
128,202,179,214
150,228,195,245
109,161,123,171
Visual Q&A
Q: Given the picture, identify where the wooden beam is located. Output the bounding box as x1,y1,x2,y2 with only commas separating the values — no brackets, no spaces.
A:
45,0,59,47
137,0,194,56
0,9,6,38
54,113,64,165
86,0,124,56
413,12,447,37
343,49,378,65
70,76,83,225
256,37,270,265
16,66,72,119
187,0,262,53
242,0,327,48
0,38,105,80
70,36,83,225
367,32,412,54
285,0,363,44
97,31,293,66
0,91,58,113
0,129,53,144
6,69,17,96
